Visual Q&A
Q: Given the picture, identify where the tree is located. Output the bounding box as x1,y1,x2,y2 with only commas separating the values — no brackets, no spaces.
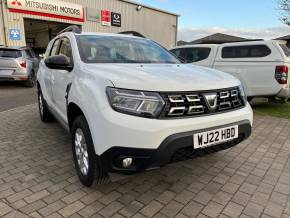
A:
279,0,290,25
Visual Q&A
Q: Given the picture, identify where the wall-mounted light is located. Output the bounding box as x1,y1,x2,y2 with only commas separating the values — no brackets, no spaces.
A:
136,5,142,11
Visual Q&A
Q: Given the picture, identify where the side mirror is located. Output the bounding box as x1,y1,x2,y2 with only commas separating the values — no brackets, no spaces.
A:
45,55,73,71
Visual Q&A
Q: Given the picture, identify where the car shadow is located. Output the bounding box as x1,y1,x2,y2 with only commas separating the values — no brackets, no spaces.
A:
0,81,27,88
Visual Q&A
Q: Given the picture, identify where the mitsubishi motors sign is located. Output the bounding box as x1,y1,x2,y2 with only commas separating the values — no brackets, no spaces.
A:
7,0,84,22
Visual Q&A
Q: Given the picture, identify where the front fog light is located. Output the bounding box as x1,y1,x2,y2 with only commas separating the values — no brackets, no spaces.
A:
107,87,165,117
122,158,133,168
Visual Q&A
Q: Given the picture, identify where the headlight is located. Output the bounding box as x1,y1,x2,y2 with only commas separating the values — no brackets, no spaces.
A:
106,87,165,118
238,85,247,102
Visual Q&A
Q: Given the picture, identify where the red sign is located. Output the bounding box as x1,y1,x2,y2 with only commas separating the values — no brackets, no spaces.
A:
11,0,22,6
101,10,111,26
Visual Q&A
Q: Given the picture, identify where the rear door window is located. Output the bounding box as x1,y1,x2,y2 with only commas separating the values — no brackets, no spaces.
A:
222,45,271,58
171,49,181,58
0,49,22,58
183,47,211,63
171,47,211,63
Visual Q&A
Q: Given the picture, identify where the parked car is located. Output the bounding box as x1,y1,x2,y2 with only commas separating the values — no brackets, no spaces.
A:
0,46,40,87
37,26,253,187
171,40,290,102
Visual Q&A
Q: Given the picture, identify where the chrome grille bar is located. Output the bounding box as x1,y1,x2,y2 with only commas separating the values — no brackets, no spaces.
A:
161,87,245,118
168,107,186,116
168,95,184,103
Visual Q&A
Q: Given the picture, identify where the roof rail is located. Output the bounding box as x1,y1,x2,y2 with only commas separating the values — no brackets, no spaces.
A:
118,31,146,38
58,25,81,35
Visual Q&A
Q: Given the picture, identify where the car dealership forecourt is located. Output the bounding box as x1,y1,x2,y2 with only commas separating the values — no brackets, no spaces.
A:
1,0,290,217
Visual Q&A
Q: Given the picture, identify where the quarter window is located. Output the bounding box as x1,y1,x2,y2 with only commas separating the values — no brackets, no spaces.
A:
222,45,271,58
59,38,72,60
279,44,290,57
24,50,33,58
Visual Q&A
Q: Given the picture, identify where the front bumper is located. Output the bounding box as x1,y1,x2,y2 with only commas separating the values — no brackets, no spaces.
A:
0,68,28,81
90,103,253,155
100,120,251,175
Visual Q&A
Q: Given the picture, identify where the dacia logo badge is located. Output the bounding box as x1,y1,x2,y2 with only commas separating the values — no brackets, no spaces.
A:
203,93,217,111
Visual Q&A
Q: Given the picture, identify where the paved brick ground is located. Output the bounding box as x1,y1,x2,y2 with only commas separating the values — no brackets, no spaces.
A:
1,104,290,218
0,82,37,112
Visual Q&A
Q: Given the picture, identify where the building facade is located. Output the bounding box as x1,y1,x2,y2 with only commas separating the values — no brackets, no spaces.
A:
0,0,178,52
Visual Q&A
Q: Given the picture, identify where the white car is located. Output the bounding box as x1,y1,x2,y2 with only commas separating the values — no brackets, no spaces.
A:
171,40,290,102
37,26,253,186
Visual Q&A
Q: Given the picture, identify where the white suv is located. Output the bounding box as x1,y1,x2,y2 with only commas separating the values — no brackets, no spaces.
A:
37,26,253,186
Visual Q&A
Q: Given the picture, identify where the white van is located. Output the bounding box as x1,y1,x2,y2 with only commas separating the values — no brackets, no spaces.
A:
171,40,290,101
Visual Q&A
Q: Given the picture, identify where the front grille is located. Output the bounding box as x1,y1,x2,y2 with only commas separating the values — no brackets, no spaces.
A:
159,87,245,118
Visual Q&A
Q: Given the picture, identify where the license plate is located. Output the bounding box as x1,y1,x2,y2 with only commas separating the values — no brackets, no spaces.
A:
193,125,238,149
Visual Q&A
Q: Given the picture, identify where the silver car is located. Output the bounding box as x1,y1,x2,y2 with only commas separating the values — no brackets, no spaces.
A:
0,46,40,87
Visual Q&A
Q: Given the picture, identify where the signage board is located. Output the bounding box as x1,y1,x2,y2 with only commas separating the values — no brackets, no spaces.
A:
101,10,111,26
7,0,84,22
87,8,101,23
9,29,21,40
111,12,121,27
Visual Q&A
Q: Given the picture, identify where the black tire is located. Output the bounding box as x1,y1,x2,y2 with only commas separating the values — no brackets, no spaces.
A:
24,72,36,88
282,97,288,104
72,115,107,187
38,90,54,122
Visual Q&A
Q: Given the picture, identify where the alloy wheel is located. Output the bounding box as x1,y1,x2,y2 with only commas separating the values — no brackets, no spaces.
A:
74,128,89,176
38,93,44,116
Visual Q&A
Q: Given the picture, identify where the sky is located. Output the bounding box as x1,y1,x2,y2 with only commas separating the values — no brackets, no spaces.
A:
136,0,290,41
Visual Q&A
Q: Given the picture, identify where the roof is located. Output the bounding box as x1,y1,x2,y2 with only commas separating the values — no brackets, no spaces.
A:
118,31,146,38
177,33,263,46
176,40,188,46
73,31,146,39
118,0,179,16
172,40,279,49
275,35,290,40
177,33,248,46
58,26,147,39
190,33,248,44
172,44,220,49
221,40,276,46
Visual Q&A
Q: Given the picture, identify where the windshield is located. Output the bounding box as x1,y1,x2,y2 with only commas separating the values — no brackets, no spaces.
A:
0,49,22,58
76,35,180,64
